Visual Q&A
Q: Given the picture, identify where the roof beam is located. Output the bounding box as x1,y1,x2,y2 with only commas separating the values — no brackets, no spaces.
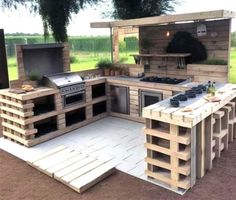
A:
90,10,235,28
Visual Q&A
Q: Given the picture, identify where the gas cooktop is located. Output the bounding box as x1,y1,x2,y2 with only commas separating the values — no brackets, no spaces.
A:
140,76,186,85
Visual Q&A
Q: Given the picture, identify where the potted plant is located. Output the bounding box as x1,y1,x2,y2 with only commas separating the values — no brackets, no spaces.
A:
26,70,40,87
95,59,113,76
120,67,128,76
114,66,121,76
110,66,115,76
140,38,151,54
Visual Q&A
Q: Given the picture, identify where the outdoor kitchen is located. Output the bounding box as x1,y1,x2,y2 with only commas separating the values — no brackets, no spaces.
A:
0,10,235,195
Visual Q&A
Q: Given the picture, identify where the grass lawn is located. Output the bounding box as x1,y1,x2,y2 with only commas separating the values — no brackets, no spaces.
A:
7,51,137,80
229,48,236,83
7,49,236,82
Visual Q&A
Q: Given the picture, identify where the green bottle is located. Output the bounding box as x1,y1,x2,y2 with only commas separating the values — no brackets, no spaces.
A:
211,82,216,96
207,81,212,94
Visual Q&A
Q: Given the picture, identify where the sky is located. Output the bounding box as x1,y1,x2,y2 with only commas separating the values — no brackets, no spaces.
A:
0,0,235,36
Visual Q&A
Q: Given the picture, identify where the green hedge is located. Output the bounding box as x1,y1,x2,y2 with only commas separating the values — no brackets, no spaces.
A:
5,35,138,57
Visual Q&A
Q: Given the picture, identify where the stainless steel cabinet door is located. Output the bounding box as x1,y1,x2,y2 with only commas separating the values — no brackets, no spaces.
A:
110,85,129,114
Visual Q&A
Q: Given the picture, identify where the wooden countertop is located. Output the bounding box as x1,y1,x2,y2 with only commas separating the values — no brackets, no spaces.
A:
0,76,198,101
83,76,195,92
106,76,195,92
142,84,236,128
0,87,59,101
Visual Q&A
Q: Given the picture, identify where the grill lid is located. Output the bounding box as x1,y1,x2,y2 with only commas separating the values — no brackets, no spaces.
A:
43,72,84,88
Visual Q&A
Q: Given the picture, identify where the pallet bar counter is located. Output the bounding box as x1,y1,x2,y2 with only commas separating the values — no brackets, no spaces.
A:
142,84,236,192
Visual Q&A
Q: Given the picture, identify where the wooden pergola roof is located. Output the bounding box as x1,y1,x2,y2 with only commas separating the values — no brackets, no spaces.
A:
90,10,235,28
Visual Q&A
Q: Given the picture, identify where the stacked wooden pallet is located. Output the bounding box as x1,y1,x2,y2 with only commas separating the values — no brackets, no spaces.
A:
144,120,193,191
0,88,58,146
0,79,109,147
142,84,236,192
212,101,236,159
27,146,116,193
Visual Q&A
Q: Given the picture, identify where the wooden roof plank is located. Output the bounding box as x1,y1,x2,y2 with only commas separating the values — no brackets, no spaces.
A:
90,10,235,28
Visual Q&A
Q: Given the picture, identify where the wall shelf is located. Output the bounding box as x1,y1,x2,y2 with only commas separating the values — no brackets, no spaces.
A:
131,53,191,69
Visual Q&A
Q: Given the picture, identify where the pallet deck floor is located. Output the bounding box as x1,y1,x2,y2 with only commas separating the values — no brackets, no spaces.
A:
0,116,184,194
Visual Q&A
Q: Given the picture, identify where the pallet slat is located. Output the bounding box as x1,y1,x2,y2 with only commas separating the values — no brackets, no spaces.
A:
27,146,116,193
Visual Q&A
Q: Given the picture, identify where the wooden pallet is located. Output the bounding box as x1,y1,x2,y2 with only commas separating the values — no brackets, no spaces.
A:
0,94,36,145
144,120,194,191
27,146,116,193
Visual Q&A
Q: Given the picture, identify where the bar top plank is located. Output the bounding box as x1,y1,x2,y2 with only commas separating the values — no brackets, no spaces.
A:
143,84,236,128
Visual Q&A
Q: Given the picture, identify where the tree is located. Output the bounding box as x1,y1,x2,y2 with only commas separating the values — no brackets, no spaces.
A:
110,0,178,19
1,0,99,42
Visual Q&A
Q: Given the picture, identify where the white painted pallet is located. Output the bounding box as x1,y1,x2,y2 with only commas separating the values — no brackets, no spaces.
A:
27,146,116,193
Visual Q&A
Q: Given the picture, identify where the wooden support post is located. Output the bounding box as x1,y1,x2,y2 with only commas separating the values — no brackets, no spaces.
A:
106,84,111,113
221,107,229,150
190,126,196,187
86,86,92,103
227,19,232,81
196,121,205,178
146,119,154,173
170,124,179,190
0,29,9,89
54,93,63,110
113,27,119,63
86,105,93,120
204,115,213,171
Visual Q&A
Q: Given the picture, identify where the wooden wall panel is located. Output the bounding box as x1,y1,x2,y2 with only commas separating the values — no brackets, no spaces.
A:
139,19,231,81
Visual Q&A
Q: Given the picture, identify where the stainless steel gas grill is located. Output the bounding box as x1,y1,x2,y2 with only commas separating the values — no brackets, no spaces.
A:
43,72,85,107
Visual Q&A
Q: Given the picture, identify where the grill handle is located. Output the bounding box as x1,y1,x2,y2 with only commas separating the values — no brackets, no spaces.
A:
64,90,85,97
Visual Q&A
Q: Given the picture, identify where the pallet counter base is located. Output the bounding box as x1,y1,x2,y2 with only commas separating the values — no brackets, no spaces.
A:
143,84,236,193
0,79,109,147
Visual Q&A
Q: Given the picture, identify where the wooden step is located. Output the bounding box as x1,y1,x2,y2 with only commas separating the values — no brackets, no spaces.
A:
69,162,116,193
27,146,116,193
28,146,67,163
